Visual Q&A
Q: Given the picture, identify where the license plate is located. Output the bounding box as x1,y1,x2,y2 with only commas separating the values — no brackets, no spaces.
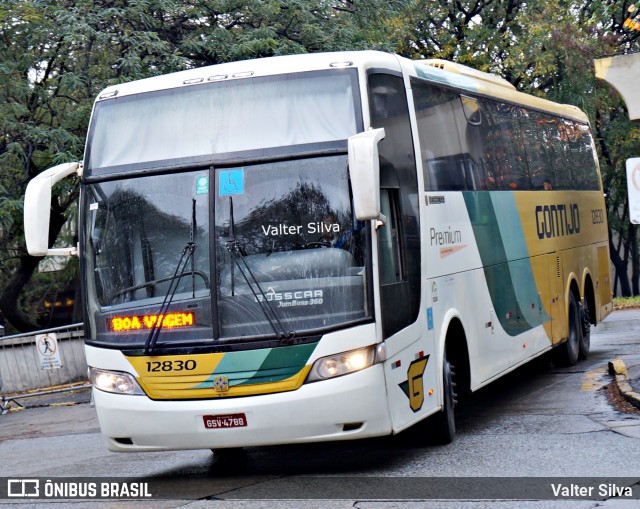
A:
203,413,247,429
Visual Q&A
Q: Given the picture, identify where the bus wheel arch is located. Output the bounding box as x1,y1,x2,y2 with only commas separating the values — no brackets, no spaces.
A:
443,317,471,402
582,272,596,325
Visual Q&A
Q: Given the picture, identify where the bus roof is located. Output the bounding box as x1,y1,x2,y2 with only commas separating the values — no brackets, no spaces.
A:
410,58,589,124
96,50,589,124
95,51,398,100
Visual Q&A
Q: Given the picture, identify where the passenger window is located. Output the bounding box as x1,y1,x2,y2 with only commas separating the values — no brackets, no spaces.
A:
480,101,529,190
412,80,466,191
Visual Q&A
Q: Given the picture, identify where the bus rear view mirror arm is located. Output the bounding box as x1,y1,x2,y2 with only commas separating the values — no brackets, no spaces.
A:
348,128,386,222
24,161,83,257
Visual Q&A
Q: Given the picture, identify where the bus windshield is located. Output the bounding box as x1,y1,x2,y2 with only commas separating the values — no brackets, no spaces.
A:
83,155,371,347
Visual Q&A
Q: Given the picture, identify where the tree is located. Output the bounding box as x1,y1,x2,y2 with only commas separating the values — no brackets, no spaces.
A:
0,0,395,332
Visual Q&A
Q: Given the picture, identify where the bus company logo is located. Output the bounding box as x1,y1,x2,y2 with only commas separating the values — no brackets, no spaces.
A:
535,203,580,240
213,376,229,393
398,355,430,413
256,289,323,302
8,479,39,498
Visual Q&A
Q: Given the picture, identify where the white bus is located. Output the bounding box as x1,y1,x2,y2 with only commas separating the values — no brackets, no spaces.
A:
25,51,612,451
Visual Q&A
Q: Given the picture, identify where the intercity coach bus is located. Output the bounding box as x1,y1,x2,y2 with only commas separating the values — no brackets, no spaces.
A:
24,51,612,451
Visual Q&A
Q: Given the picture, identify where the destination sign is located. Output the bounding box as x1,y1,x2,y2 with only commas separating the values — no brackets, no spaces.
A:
109,312,195,332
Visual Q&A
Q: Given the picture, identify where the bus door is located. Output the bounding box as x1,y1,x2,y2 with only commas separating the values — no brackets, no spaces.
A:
379,186,411,335
368,71,436,431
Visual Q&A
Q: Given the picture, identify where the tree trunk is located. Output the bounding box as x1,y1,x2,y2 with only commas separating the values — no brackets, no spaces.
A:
609,228,632,297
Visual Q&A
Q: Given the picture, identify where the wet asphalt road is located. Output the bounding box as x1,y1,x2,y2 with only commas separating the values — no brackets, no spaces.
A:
2,311,640,508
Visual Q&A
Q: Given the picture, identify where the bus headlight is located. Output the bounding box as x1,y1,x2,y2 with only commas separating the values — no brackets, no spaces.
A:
307,346,376,382
89,367,144,395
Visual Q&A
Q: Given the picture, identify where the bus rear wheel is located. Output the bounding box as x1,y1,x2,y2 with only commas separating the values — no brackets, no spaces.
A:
554,292,581,367
578,300,591,360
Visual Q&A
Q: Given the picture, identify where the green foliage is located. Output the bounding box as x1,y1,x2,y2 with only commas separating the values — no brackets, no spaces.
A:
614,296,640,309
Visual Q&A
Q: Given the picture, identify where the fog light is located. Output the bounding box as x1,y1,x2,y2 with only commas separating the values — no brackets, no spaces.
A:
89,367,144,395
307,346,376,382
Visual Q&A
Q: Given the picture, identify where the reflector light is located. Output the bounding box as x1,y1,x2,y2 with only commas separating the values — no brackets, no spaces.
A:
99,89,119,99
109,312,195,332
329,61,353,68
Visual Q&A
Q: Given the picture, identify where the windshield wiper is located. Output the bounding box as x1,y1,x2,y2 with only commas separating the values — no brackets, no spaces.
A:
144,199,198,354
143,242,196,354
225,197,295,344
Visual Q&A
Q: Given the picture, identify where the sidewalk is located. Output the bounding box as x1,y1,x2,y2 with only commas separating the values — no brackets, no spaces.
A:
604,309,640,410
609,353,640,410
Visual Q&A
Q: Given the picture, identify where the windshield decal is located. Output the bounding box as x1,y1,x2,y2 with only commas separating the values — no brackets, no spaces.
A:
219,169,245,196
195,176,209,195
256,288,324,308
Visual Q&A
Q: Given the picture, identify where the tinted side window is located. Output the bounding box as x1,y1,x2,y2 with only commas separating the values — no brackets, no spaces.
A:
565,123,601,190
408,79,601,194
518,112,600,191
412,80,466,190
480,100,529,190
379,189,404,285
519,110,563,190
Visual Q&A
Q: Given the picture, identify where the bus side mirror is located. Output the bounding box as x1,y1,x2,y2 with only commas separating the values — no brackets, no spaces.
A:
348,128,386,221
24,161,82,257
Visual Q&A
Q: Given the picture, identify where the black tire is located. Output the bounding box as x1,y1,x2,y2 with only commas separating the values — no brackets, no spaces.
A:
553,292,581,367
578,300,591,360
430,355,457,444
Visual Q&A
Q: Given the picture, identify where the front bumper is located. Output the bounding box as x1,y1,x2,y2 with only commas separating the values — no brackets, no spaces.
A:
93,364,391,452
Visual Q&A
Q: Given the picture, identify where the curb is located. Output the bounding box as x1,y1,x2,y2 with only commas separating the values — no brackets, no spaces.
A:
608,359,640,410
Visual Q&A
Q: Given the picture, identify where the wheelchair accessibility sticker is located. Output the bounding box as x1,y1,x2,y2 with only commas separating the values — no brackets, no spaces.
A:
219,169,245,196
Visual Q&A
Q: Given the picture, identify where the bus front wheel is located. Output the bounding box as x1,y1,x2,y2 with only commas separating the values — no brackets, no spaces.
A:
430,354,457,444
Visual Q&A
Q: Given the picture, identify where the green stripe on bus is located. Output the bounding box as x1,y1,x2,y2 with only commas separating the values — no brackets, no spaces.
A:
463,191,549,336
196,341,318,388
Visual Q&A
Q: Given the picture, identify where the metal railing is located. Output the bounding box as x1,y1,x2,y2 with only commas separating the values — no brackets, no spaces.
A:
0,323,90,413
